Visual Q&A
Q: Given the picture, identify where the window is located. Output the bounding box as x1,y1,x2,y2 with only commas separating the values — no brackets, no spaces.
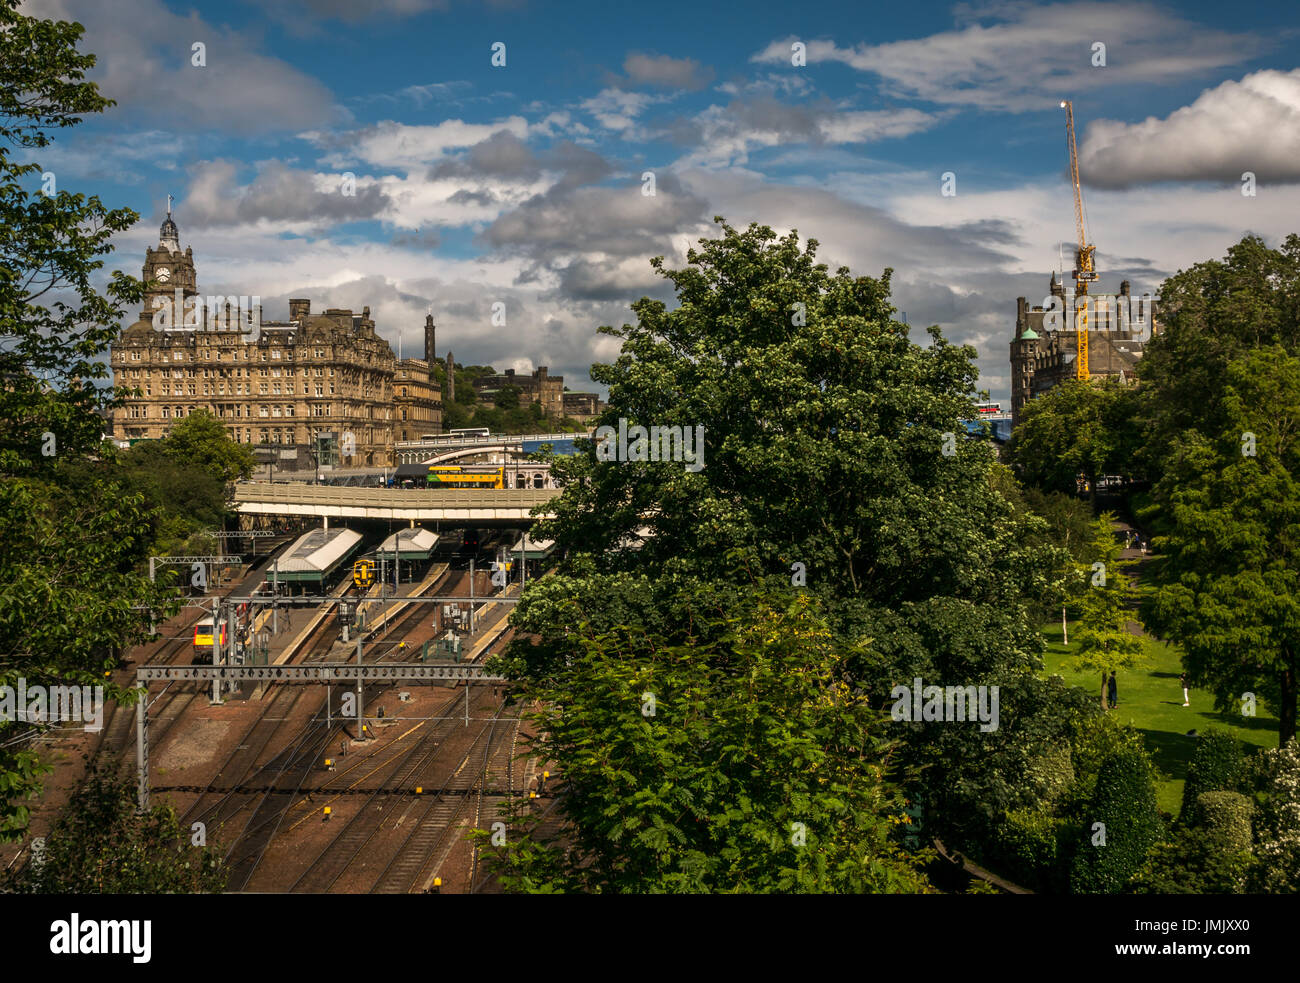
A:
272,383,281,395
130,351,141,361
204,350,211,359
315,348,324,358
260,352,267,361
272,405,282,417
314,385,323,396
259,384,268,395
271,368,281,378
172,369,183,379
285,405,294,417
287,384,294,395
173,351,183,361
272,350,281,359
187,384,195,395
259,406,268,417
328,383,335,394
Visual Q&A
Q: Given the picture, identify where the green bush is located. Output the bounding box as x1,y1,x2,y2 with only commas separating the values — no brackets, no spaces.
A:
991,808,1068,893
1130,830,1253,894
1069,747,1162,893
1198,791,1253,853
1026,747,1075,806
1181,731,1245,826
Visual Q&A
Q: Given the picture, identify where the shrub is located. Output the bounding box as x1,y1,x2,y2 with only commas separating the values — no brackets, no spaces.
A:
1026,747,1075,806
1180,730,1244,826
1069,747,1162,894
1197,791,1253,854
1249,739,1300,893
1130,830,1253,894
991,808,1068,893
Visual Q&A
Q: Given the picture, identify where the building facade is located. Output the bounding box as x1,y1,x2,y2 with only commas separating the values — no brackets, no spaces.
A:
109,212,416,467
472,366,564,417
1010,275,1157,424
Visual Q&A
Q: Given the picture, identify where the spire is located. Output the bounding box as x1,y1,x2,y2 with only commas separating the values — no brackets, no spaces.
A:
159,194,179,251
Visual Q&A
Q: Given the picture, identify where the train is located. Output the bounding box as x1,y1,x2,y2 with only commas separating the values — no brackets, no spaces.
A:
192,618,226,664
425,465,504,489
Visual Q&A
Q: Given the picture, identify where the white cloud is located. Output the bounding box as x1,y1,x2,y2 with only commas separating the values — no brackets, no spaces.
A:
305,117,531,170
1079,68,1300,187
751,2,1265,113
20,0,337,132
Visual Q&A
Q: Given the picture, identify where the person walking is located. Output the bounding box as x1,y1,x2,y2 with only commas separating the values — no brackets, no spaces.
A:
1107,671,1118,709
1180,672,1190,707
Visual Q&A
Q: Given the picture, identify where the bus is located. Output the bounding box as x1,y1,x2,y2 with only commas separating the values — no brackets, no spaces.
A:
193,618,226,664
974,402,1002,415
448,427,490,439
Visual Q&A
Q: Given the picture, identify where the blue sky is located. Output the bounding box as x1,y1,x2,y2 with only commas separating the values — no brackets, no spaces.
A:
20,0,1300,404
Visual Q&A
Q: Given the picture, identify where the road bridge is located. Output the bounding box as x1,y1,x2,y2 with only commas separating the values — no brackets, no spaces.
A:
232,481,558,525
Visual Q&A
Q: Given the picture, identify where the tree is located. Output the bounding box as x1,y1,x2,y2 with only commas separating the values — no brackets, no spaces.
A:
158,409,256,483
3,763,226,893
1250,739,1300,893
1070,515,1145,709
479,596,932,893
1144,348,1300,744
0,0,173,839
494,383,521,410
1136,233,1300,465
1009,376,1138,499
500,218,1087,870
1179,730,1245,827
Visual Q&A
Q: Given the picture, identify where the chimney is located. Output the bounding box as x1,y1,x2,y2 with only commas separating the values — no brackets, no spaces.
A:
289,298,310,321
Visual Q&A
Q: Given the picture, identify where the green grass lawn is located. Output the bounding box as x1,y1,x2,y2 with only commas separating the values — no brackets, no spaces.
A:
1039,620,1280,815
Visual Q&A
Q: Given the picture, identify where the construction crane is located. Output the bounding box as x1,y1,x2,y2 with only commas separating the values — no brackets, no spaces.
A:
1061,100,1096,381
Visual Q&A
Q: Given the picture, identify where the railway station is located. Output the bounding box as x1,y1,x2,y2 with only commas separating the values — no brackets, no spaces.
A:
272,527,365,591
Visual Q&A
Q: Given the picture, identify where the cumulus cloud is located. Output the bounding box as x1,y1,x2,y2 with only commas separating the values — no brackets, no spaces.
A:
751,2,1265,112
1078,69,1300,187
21,0,337,132
306,117,531,170
179,160,391,229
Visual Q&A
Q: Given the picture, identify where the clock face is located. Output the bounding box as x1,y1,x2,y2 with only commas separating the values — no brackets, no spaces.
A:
156,267,171,283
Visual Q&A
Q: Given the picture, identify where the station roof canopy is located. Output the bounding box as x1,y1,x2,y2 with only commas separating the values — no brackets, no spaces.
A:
274,527,363,581
375,526,439,560
509,533,556,560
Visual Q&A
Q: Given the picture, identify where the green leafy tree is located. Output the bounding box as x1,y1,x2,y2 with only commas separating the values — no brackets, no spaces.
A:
1144,348,1300,744
480,596,932,893
157,408,256,483
1070,515,1145,709
1136,233,1300,465
1009,377,1139,499
501,219,1089,869
4,764,226,893
0,0,173,839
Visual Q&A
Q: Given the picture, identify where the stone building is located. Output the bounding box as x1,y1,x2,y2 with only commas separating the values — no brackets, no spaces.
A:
562,390,605,422
108,210,405,466
472,365,564,417
1010,275,1157,425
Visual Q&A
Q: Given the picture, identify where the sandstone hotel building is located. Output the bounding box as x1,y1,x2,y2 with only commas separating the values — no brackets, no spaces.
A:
108,210,441,468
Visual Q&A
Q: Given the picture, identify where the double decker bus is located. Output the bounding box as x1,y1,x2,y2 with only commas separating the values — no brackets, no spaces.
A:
426,465,504,489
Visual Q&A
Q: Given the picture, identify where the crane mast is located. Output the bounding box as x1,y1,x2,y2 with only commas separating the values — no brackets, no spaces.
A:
1061,100,1095,381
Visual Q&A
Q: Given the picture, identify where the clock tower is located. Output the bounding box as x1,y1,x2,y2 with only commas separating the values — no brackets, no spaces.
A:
141,195,198,326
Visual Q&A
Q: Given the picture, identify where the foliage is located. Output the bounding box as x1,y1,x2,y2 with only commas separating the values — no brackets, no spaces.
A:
1180,730,1246,826
1135,233,1300,463
1129,828,1253,894
153,408,256,483
1248,738,1300,893
0,0,169,839
1196,791,1253,853
1143,347,1300,744
3,763,226,893
1068,747,1162,893
479,595,933,893
1069,515,1145,707
1009,376,1140,496
988,807,1068,893
1025,746,1075,806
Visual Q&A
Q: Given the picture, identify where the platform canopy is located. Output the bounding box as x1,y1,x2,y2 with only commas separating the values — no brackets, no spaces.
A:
274,527,363,582
509,533,556,560
375,526,440,560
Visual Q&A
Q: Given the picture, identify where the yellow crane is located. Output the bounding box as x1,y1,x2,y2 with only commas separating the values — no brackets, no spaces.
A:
1061,100,1096,381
